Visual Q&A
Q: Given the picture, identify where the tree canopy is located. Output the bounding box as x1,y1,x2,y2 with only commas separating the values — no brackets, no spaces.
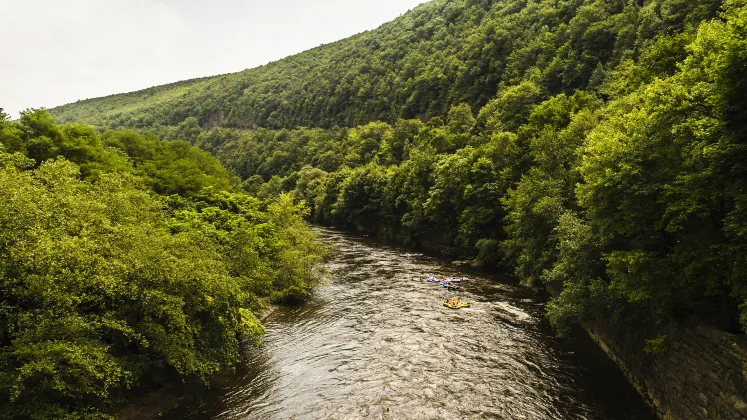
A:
0,111,327,419
69,0,744,342
50,0,722,131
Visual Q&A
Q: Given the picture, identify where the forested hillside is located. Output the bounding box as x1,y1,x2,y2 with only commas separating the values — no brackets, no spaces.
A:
50,0,746,361
52,0,719,130
0,109,327,419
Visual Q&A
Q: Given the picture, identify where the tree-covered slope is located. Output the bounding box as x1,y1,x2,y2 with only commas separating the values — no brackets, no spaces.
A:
50,0,720,130
107,0,746,343
0,110,328,418
45,0,747,350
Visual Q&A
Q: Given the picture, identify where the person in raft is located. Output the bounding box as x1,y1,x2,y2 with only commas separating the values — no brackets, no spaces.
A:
448,297,461,305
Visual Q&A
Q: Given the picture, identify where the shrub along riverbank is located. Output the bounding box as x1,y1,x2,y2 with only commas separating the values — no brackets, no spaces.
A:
0,110,328,419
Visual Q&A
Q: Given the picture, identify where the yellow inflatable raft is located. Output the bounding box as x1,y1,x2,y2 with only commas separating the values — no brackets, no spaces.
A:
443,300,471,309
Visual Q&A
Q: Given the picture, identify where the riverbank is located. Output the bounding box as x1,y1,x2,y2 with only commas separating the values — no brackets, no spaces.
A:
584,318,747,419
113,303,281,419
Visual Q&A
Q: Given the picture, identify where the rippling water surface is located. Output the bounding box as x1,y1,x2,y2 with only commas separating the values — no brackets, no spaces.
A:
170,228,653,419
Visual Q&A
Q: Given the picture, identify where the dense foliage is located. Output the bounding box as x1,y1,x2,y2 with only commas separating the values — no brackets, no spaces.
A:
0,110,326,418
47,0,747,358
51,0,720,130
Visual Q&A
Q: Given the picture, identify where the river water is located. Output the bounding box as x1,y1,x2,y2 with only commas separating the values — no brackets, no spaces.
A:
169,228,654,419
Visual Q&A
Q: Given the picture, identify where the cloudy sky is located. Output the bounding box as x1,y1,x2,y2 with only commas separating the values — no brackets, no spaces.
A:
1,0,427,117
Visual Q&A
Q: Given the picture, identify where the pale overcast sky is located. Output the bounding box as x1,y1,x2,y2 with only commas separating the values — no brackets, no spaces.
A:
0,0,427,117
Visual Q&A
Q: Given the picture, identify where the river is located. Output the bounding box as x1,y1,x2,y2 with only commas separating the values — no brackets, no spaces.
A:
167,228,654,419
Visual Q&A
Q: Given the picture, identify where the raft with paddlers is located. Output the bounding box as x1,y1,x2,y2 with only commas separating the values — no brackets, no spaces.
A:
425,275,467,284
440,280,459,290
443,297,470,309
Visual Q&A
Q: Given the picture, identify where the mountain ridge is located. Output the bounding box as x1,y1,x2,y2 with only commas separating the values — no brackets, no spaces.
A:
49,0,445,129
49,0,723,132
